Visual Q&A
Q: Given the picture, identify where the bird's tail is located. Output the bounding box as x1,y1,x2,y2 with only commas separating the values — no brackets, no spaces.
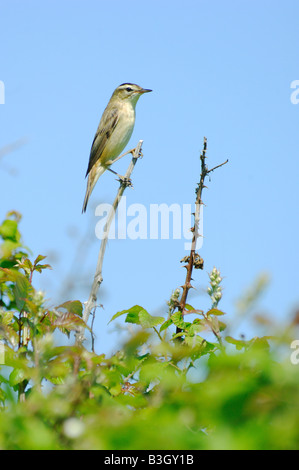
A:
82,164,106,213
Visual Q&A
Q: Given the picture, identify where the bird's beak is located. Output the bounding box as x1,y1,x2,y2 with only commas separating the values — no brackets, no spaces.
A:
139,88,152,94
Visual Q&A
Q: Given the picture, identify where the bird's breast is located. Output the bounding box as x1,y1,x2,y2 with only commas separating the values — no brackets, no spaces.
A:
102,106,135,164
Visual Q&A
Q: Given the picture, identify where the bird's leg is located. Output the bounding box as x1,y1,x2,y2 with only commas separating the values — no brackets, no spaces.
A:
109,147,143,166
107,167,120,177
106,146,143,187
107,167,133,188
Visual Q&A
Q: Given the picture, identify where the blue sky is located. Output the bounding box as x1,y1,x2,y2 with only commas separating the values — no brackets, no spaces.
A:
1,0,299,353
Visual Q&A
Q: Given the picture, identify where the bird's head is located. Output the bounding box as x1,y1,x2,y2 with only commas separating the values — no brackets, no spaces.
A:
112,83,152,106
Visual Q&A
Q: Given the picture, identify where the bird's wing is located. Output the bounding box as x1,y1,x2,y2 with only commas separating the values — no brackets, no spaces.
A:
85,106,119,177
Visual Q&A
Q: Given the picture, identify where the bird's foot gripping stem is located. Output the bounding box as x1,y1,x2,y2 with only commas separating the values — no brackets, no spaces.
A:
118,175,133,188
130,147,143,159
107,167,133,187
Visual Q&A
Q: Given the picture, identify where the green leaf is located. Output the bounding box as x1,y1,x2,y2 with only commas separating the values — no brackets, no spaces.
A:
109,306,163,329
0,219,20,242
109,305,146,325
0,239,21,258
170,311,184,327
170,312,191,330
206,308,226,316
0,311,14,325
225,336,248,350
218,320,227,331
33,255,52,273
9,368,26,386
159,318,173,332
172,331,185,340
14,272,31,311
126,310,141,324
138,309,164,329
184,334,205,348
184,337,217,359
1,268,31,311
34,255,47,265
57,300,83,317
226,335,272,351
184,304,195,311
188,320,204,336
34,264,52,273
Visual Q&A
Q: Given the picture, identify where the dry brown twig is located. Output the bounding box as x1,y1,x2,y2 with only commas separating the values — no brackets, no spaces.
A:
176,137,228,340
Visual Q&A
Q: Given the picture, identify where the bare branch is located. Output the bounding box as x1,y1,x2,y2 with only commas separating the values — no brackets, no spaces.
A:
207,159,229,174
176,137,228,340
75,140,144,346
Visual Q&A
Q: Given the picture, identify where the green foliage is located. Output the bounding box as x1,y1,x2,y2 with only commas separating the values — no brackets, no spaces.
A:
0,212,299,450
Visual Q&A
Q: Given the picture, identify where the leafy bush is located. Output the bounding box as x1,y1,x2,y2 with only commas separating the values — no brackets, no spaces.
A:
0,212,298,450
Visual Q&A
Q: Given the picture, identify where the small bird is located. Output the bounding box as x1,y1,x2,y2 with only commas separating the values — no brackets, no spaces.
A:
82,83,152,212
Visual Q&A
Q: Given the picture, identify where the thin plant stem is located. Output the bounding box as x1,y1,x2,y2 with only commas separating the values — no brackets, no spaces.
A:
75,140,144,346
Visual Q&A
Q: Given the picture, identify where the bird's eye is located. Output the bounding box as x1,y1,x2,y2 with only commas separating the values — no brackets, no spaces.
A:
126,87,133,92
